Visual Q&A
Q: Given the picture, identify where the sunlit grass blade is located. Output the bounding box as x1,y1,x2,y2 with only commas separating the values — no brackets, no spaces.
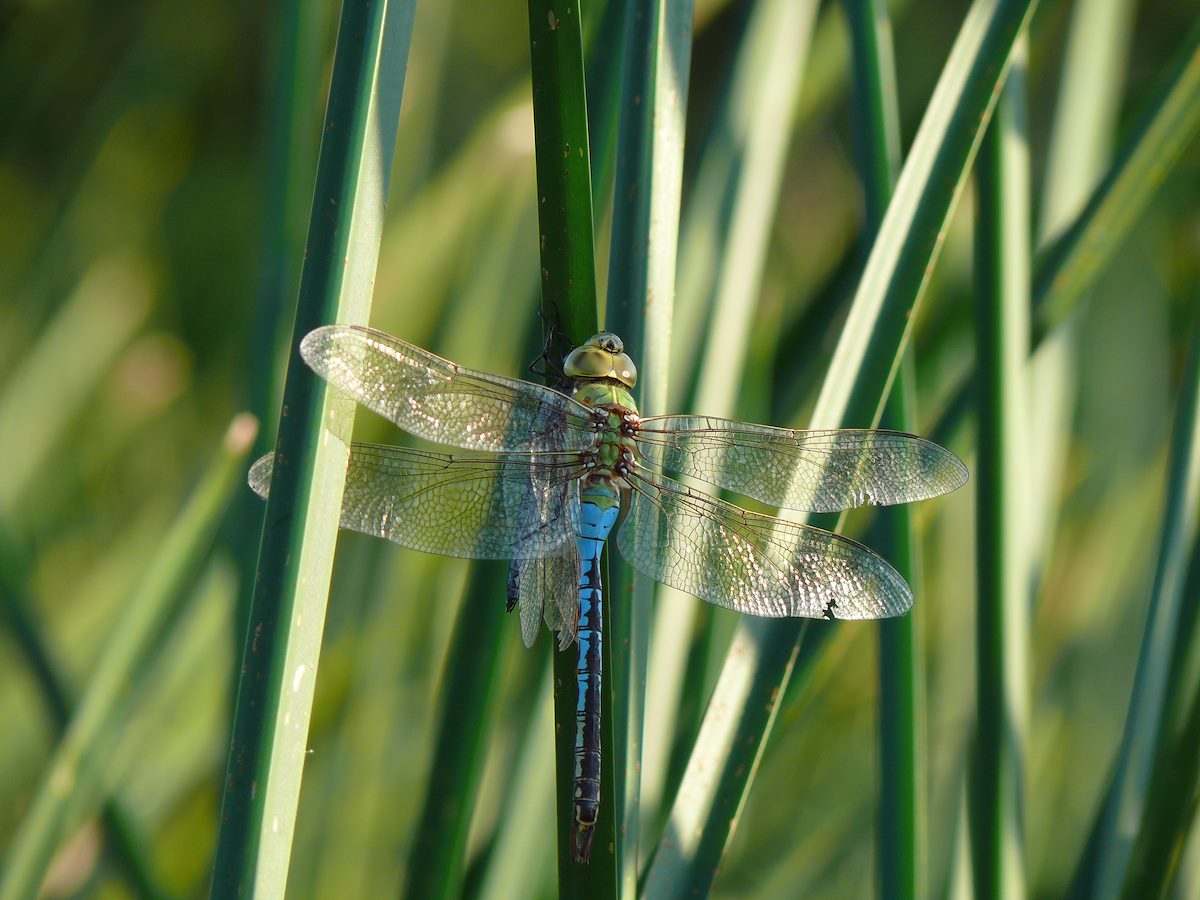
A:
209,2,416,895
228,0,327,738
686,0,818,417
250,0,325,426
1036,0,1133,245
1123,502,1200,897
845,0,900,229
602,0,694,890
0,257,150,520
1017,0,1131,699
0,415,257,900
947,773,975,900
290,538,396,897
403,561,507,898
877,361,924,900
641,0,817,852
971,37,1031,900
0,528,165,899
525,0,608,889
670,0,818,413
1086,310,1200,895
810,0,1034,431
840,0,923,895
644,0,1037,893
476,667,557,900
1010,5,1130,894
395,174,545,898
583,0,628,228
1034,19,1200,339
929,17,1200,448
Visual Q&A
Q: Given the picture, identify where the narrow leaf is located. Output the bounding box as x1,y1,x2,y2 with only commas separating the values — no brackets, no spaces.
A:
0,529,166,899
1090,303,1200,896
0,415,257,900
525,0,609,891
971,37,1031,900
403,562,508,899
645,0,1037,892
1034,19,1200,339
209,2,416,895
603,0,694,891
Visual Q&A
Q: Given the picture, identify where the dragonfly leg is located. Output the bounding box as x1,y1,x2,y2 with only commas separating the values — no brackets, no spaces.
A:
505,561,520,613
529,311,570,384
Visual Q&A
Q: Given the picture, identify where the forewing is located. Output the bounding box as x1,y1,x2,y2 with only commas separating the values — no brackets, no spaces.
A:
249,443,579,560
615,469,912,620
633,416,968,512
300,325,598,452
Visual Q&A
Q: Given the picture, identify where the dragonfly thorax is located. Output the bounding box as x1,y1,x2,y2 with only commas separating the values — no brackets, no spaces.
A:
571,379,640,491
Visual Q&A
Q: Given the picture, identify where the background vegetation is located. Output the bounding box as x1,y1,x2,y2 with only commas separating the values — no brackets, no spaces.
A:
2,0,1199,897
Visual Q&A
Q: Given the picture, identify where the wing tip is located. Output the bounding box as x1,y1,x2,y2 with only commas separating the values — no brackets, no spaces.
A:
299,324,345,370
247,451,275,499
928,439,970,489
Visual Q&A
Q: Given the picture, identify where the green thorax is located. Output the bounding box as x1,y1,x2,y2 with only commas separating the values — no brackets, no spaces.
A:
573,379,638,507
564,332,641,509
573,379,638,415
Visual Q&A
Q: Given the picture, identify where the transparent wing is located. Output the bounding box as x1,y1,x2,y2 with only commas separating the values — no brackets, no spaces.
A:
616,468,912,620
300,325,599,452
507,553,580,649
249,443,581,560
633,416,968,512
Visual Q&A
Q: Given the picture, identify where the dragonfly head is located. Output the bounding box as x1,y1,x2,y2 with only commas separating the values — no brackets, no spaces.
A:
564,332,637,388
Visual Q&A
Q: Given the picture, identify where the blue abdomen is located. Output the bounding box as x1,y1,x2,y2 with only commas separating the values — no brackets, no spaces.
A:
570,486,619,863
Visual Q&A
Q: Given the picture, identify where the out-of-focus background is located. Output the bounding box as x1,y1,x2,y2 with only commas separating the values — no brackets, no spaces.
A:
2,0,1199,896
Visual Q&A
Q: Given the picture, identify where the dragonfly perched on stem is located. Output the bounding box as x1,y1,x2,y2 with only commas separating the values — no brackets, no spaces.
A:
249,326,967,862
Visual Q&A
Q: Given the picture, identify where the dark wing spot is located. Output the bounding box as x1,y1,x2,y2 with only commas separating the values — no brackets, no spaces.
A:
506,562,520,612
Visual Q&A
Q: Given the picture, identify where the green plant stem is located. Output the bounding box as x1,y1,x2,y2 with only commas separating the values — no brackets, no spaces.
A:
527,0,598,352
932,18,1200,445
209,2,416,895
840,0,923,896
1123,502,1200,897
0,530,166,900
971,36,1030,900
1033,18,1200,340
641,0,817,866
671,0,818,414
845,0,900,228
602,0,693,891
231,0,327,756
644,0,1037,893
525,0,609,892
404,561,508,899
1091,303,1200,896
878,360,923,900
583,0,628,221
476,665,557,900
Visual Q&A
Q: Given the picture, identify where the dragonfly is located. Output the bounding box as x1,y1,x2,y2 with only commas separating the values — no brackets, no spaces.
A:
249,325,967,862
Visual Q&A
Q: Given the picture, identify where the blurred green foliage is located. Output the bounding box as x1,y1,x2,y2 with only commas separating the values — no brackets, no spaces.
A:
2,0,1200,897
